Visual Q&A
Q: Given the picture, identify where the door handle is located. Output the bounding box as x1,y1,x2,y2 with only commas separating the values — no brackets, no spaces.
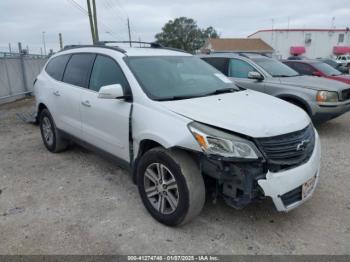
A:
53,90,60,96
81,100,91,107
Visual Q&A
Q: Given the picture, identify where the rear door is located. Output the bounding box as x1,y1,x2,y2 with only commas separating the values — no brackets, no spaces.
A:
80,54,132,161
58,53,96,137
228,58,266,92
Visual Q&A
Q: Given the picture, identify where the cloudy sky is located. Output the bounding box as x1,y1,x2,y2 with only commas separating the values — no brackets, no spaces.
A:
0,0,349,54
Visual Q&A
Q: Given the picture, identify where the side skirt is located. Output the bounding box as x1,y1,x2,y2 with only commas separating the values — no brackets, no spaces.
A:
59,129,132,173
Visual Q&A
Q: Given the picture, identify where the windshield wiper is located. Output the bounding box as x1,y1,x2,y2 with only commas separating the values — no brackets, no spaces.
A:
156,88,237,101
273,74,299,77
204,87,237,96
156,94,204,101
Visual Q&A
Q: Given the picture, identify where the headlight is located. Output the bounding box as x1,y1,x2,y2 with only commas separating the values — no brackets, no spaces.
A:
188,122,261,159
316,91,338,103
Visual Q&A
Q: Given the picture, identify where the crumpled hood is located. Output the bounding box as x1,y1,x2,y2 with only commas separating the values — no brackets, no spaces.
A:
274,75,350,91
161,90,310,138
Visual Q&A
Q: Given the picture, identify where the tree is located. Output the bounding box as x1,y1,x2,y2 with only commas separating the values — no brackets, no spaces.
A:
155,17,219,53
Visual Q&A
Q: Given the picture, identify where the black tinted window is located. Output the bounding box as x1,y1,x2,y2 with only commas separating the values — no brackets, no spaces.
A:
201,58,229,75
63,54,96,88
89,55,128,92
285,62,314,75
45,55,70,81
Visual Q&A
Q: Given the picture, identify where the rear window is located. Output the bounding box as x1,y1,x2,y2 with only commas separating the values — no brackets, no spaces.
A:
63,53,96,88
45,55,71,81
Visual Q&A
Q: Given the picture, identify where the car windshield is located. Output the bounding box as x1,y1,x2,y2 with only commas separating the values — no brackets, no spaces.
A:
126,56,239,101
313,62,342,76
252,58,299,77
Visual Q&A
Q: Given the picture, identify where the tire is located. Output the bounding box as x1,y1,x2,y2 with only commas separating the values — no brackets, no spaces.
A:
39,109,68,153
137,147,205,226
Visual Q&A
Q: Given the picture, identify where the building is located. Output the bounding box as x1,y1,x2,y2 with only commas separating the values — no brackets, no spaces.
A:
201,38,274,54
248,28,350,59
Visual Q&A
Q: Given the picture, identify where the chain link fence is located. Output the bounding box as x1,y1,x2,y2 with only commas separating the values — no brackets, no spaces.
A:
0,52,47,104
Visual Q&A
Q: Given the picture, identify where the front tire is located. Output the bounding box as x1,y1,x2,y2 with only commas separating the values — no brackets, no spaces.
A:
137,147,205,226
39,109,68,153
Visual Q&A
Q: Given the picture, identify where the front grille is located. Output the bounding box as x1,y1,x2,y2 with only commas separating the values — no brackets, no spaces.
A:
341,89,350,101
280,186,302,206
256,124,315,172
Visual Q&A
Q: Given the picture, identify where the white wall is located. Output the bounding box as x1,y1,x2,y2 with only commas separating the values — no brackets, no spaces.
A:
249,30,350,59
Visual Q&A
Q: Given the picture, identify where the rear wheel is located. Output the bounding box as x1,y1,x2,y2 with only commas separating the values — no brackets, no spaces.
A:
39,109,68,153
137,147,205,226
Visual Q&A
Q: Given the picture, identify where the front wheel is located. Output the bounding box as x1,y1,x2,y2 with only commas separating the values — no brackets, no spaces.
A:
137,147,205,226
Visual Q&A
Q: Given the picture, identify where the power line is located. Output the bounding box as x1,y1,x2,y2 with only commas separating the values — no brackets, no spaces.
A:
66,0,121,40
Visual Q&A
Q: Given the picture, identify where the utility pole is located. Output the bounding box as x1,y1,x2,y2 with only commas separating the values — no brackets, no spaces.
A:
127,17,132,47
59,33,63,50
92,0,99,43
8,43,12,53
87,0,95,43
42,31,47,55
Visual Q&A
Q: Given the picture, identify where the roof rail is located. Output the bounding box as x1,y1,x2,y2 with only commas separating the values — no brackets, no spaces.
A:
97,41,190,54
97,40,162,48
62,44,126,54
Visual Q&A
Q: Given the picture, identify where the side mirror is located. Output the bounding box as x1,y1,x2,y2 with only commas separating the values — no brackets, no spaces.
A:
248,71,264,81
312,71,322,77
98,84,125,99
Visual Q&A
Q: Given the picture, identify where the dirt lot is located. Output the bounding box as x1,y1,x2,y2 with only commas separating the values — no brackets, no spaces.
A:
0,98,349,255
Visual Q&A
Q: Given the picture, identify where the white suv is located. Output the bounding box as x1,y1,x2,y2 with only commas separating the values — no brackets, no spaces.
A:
34,42,321,226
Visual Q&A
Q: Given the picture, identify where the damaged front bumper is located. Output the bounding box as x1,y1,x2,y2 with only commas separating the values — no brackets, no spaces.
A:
257,131,321,211
200,131,321,212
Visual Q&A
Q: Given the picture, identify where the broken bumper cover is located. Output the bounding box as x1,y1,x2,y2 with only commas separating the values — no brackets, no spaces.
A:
257,131,321,212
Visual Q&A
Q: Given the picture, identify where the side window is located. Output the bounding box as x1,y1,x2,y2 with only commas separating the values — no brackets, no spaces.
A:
63,53,96,88
201,58,229,75
45,55,70,81
89,55,128,92
229,59,256,78
291,63,314,75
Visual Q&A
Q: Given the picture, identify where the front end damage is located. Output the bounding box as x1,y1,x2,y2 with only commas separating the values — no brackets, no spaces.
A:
198,127,321,212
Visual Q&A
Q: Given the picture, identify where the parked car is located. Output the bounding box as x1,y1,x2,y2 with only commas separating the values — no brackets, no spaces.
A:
335,55,350,66
287,55,308,60
200,53,350,123
34,43,321,226
317,58,349,74
283,60,350,85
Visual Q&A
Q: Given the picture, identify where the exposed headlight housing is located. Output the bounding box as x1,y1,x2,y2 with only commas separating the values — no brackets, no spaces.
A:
188,122,261,159
316,91,338,103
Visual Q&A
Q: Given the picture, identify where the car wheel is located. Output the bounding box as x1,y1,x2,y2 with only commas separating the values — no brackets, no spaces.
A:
137,147,205,226
39,109,68,153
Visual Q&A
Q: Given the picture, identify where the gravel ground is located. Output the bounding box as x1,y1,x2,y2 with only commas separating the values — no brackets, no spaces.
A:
0,98,349,255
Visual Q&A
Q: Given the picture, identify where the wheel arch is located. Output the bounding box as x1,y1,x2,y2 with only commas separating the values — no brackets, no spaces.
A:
277,94,312,116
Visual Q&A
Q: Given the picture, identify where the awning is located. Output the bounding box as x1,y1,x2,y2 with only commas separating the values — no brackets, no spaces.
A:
333,46,350,55
290,46,306,55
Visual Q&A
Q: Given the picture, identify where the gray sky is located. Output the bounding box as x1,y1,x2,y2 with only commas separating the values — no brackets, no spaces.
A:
0,0,349,54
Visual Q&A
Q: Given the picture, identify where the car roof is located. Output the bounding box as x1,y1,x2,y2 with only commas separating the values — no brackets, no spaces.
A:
56,45,192,58
283,59,321,64
199,52,269,60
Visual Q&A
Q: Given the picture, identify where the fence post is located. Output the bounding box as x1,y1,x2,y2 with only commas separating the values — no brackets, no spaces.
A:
18,42,29,93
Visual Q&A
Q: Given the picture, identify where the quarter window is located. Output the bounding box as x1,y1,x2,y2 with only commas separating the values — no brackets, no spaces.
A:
89,55,128,92
63,53,96,88
229,59,257,78
45,54,70,81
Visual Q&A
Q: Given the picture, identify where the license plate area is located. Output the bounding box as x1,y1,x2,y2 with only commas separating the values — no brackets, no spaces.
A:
302,176,316,199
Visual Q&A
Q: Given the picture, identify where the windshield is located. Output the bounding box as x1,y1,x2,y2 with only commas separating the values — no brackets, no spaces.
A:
126,56,239,101
313,62,341,76
252,58,299,77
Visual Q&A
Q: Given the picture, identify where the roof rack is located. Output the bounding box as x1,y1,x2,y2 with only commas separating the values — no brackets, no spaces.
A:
97,41,190,54
62,44,126,54
62,41,190,55
236,52,271,58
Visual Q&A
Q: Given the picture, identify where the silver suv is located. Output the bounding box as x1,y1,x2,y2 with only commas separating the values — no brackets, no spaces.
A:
200,53,350,123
